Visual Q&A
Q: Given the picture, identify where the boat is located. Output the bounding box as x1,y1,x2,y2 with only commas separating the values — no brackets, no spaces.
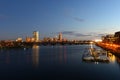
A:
82,47,110,63
82,53,94,61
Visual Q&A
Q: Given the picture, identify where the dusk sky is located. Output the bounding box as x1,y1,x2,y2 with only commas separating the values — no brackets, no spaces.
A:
0,0,120,40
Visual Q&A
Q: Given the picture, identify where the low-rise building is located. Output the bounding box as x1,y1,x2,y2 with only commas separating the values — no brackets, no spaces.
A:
114,31,120,44
16,38,22,42
102,34,115,43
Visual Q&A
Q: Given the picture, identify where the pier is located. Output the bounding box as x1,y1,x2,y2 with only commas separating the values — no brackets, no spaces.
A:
82,44,109,63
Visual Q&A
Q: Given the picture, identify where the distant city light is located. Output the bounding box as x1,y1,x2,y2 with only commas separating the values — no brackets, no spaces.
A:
90,41,93,44
94,39,102,42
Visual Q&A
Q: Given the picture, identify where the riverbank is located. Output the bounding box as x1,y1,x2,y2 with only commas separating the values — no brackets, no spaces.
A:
0,42,91,49
96,42,120,56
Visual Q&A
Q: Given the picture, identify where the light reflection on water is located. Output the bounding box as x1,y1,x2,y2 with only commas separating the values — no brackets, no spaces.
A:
108,53,116,63
0,45,120,79
6,50,10,64
32,45,39,67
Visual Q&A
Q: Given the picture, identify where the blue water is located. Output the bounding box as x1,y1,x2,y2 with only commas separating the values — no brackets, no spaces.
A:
0,45,120,80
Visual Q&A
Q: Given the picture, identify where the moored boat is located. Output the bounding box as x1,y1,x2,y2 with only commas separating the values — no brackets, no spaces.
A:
82,47,110,63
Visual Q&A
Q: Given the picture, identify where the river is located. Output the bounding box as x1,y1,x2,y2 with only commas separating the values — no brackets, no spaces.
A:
0,45,120,80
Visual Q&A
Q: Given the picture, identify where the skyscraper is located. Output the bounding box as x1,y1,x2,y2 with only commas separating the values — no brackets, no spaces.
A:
33,31,39,42
58,32,62,41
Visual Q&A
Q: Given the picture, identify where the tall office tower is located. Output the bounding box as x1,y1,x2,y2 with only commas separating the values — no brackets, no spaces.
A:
58,32,62,41
33,31,39,42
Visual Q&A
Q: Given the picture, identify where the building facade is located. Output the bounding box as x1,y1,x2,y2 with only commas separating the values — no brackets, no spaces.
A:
33,31,39,42
114,31,120,44
16,38,22,42
58,32,62,42
102,34,115,43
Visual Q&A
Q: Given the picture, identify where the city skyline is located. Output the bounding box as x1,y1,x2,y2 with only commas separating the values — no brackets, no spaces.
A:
1,0,120,40
25,31,65,42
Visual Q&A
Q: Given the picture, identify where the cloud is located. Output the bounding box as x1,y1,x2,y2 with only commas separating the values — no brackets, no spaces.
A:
95,33,109,37
86,32,108,37
59,31,92,37
97,34,106,36
62,31,75,35
75,33,91,37
73,17,84,22
57,31,109,40
63,9,84,22
60,31,109,38
67,16,84,22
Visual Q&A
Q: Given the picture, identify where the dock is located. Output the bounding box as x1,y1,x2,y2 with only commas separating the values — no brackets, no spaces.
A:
82,47,110,63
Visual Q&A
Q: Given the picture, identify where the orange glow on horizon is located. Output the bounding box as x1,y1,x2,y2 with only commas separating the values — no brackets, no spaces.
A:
94,39,102,42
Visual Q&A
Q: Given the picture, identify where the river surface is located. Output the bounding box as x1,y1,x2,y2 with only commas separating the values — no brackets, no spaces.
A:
0,45,120,80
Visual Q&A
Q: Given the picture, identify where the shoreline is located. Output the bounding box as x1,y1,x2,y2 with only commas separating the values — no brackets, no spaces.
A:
96,42,120,57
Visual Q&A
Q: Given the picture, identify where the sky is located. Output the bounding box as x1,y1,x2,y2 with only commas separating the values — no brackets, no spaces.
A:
0,0,120,40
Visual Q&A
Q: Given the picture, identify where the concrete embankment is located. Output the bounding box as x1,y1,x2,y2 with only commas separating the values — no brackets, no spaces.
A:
96,42,120,57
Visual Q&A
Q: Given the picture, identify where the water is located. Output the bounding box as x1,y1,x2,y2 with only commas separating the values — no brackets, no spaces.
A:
0,45,120,80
